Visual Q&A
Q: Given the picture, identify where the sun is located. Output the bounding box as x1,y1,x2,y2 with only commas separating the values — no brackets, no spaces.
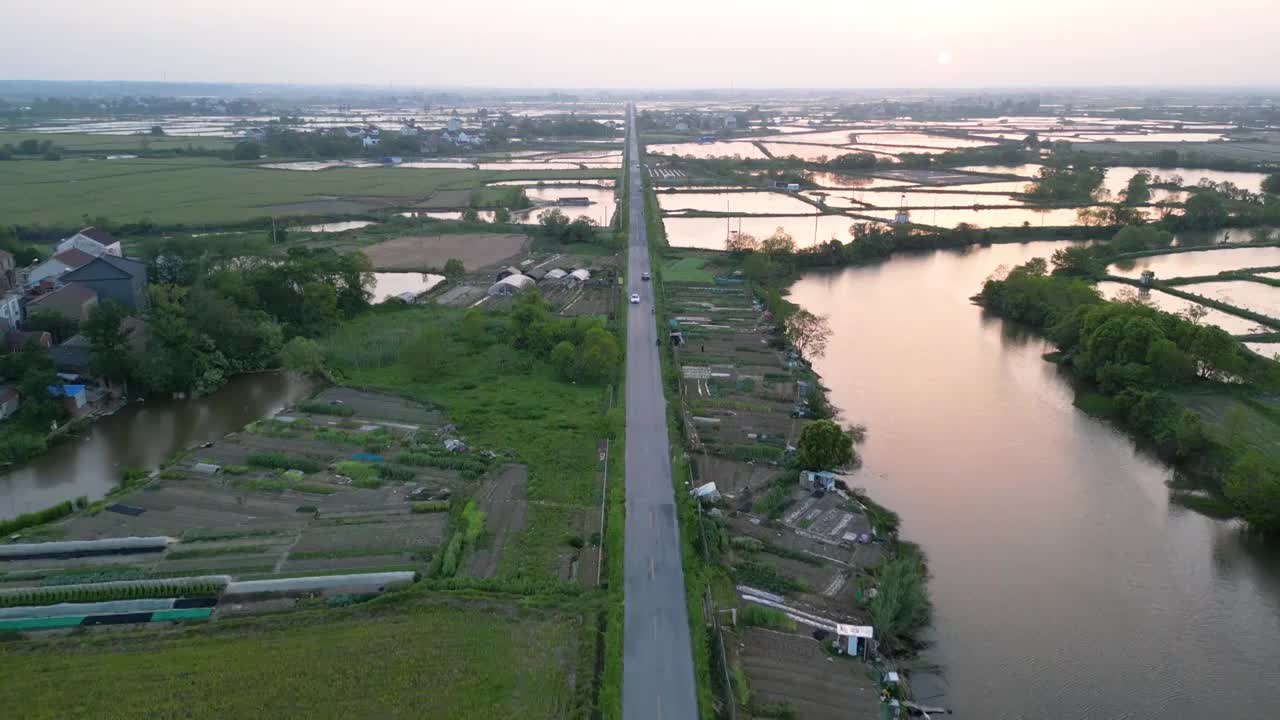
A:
937,51,952,66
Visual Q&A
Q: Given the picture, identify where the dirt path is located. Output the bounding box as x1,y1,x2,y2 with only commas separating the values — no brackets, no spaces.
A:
467,464,529,578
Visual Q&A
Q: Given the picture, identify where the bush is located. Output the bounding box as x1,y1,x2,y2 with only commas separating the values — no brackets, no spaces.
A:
0,500,76,537
731,536,764,552
738,604,796,631
334,461,379,487
376,464,415,483
246,452,321,474
868,546,932,652
411,501,449,513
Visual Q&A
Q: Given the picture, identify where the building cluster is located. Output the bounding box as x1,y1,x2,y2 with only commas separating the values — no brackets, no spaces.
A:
487,266,592,296
0,227,150,421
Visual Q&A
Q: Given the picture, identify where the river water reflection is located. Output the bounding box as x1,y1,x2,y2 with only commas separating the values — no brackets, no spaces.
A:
0,373,318,520
788,241,1280,719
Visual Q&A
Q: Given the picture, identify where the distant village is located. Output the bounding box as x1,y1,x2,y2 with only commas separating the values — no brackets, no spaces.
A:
0,227,148,423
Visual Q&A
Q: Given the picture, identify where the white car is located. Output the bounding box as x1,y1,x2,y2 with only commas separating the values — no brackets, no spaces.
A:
630,293,641,304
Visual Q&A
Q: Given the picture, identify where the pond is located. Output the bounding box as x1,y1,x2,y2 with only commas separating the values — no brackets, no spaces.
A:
0,373,319,520
806,172,916,189
662,214,870,250
370,272,446,302
788,240,1280,719
858,206,1088,228
1176,281,1280,320
1109,246,1280,279
657,191,818,215
1094,282,1268,335
646,141,769,159
298,221,376,233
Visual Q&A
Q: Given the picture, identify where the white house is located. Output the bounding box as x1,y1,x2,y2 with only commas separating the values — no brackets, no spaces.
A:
343,126,365,138
57,227,121,258
799,470,837,492
0,291,21,329
362,136,380,148
835,624,874,657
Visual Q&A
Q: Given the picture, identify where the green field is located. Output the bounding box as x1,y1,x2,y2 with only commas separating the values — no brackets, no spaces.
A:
0,131,235,153
0,601,583,719
324,306,613,579
662,254,717,283
0,157,618,226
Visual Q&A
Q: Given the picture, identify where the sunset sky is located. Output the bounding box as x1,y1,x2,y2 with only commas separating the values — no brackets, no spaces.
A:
4,0,1277,88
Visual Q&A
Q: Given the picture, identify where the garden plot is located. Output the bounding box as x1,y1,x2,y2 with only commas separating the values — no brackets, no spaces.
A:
735,626,881,720
467,465,529,578
695,456,777,498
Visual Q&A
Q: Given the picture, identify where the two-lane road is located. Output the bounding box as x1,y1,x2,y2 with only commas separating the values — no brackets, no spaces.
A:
622,103,698,720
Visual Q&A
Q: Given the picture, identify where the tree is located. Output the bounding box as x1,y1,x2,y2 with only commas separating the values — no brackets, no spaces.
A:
1050,245,1102,277
725,232,759,254
494,207,511,224
795,419,855,470
1224,452,1280,534
83,300,134,386
575,327,621,384
1263,173,1280,196
1120,171,1152,205
784,309,831,359
401,327,452,381
461,208,480,223
280,337,325,375
867,546,931,652
443,258,465,278
149,125,166,136
232,141,261,160
1183,191,1228,230
760,228,796,256
550,340,577,381
22,311,79,343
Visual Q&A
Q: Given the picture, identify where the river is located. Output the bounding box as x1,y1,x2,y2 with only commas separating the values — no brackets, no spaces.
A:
787,241,1280,719
0,372,318,521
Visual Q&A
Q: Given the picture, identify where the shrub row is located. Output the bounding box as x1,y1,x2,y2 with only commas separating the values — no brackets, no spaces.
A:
0,579,224,608
411,501,449,513
0,499,79,537
397,451,493,480
246,453,322,474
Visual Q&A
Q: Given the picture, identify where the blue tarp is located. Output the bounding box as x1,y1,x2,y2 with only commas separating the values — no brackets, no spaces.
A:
351,452,384,463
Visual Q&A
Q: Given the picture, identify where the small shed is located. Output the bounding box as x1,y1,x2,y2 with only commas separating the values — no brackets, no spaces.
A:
542,268,568,282
691,482,720,502
835,623,874,657
526,268,548,281
564,268,591,285
192,463,222,475
799,469,837,492
488,274,534,296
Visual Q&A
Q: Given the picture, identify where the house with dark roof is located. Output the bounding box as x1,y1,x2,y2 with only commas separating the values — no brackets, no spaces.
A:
28,247,95,286
57,227,122,258
4,327,52,351
27,283,99,323
60,255,148,310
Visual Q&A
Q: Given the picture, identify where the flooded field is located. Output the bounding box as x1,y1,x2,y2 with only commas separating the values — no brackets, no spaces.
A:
402,210,497,222
762,142,857,161
1178,281,1280,320
805,171,915,189
369,272,446,302
848,132,998,149
663,214,868,249
956,164,1044,177
646,141,768,159
859,206,1087,228
856,190,1026,208
1095,282,1266,335
260,160,382,171
522,186,616,224
488,178,615,188
1246,343,1280,360
937,180,1036,194
657,191,817,215
1109,247,1280,279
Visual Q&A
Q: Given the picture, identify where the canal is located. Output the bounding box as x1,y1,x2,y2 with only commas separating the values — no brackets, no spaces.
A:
0,372,318,521
788,241,1280,719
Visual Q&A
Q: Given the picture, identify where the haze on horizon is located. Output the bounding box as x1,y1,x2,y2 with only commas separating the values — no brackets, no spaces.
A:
3,0,1278,90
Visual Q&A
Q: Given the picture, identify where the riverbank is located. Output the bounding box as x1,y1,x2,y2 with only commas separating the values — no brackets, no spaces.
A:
648,233,940,716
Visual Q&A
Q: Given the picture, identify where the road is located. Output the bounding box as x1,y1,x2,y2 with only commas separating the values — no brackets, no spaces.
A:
622,102,699,720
